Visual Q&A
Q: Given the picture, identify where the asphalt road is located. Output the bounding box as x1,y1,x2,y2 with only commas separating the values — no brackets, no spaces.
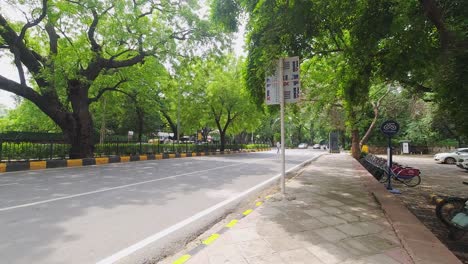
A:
0,149,324,264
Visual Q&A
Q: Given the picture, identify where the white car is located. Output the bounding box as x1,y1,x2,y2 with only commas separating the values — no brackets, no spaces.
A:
434,148,468,164
456,157,468,170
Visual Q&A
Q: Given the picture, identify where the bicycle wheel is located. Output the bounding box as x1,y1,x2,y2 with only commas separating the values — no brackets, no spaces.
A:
400,175,421,187
436,198,467,228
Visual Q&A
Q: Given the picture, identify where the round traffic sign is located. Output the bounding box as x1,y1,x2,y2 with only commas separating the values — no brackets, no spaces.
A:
380,120,400,137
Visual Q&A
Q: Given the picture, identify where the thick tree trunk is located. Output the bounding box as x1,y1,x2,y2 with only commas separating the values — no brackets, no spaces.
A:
351,129,360,159
65,80,94,159
220,132,226,151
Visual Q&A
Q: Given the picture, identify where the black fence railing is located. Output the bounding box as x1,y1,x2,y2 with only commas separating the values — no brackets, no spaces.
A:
0,132,269,162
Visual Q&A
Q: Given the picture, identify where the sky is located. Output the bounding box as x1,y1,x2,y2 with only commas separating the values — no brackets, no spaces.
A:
0,1,247,110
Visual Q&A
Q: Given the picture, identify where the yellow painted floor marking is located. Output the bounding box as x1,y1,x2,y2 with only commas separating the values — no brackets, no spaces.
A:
243,209,253,216
256,201,263,207
172,254,191,264
226,219,238,228
265,195,272,199
202,233,220,245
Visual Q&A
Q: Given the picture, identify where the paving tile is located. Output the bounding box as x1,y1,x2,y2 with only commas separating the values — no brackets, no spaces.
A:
279,248,325,264
359,253,402,264
285,210,316,221
298,218,327,230
305,209,328,217
355,221,384,234
305,243,354,264
225,227,261,243
208,253,248,264
337,213,360,222
337,238,378,256
247,253,287,264
237,239,275,258
313,227,349,242
263,235,303,252
323,199,346,207
291,230,326,247
335,223,370,236
355,235,398,251
316,215,348,226
256,223,294,238
319,206,344,215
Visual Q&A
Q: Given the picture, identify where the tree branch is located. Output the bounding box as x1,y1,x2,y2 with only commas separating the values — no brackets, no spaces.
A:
17,0,48,42
89,79,127,104
45,22,59,54
0,75,42,103
419,0,453,50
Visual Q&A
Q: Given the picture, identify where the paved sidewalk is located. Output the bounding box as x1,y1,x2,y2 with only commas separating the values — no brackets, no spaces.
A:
162,154,459,264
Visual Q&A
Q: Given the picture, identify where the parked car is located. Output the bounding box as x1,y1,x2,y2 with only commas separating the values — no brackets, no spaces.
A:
434,148,468,164
298,143,308,149
456,158,468,170
312,144,321,149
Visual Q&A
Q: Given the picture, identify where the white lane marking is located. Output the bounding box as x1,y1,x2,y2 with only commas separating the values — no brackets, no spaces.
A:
96,155,321,264
0,163,241,212
0,183,19,187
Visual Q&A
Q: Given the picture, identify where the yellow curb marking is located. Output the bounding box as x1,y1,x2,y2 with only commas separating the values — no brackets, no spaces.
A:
181,153,187,158
255,201,263,207
95,157,109,165
169,154,176,159
202,233,220,245
140,155,148,161
226,219,238,228
67,159,83,167
30,161,46,170
120,156,130,162
265,195,272,199
156,154,163,160
243,209,253,216
192,152,196,157
172,254,191,264
0,163,6,173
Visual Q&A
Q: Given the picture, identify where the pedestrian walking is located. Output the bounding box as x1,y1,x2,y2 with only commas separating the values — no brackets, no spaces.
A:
276,141,281,153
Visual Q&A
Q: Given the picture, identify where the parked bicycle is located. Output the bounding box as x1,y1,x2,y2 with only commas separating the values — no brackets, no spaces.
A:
363,154,421,187
378,164,422,187
435,181,468,240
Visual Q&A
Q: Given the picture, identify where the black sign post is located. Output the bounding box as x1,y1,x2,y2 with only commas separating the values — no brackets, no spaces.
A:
380,120,401,194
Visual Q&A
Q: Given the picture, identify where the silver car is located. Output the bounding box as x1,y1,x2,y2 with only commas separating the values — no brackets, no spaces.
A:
434,148,468,164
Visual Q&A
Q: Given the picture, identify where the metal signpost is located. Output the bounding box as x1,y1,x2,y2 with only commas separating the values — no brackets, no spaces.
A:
380,120,401,194
266,57,300,195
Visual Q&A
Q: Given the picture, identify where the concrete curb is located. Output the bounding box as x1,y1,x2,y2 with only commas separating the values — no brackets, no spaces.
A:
352,158,462,264
0,148,271,174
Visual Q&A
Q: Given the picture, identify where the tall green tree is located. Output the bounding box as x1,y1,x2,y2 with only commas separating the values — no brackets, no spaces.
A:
0,0,218,158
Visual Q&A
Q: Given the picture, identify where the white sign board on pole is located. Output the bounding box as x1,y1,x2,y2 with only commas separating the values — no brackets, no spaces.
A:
265,57,300,196
282,56,300,103
402,142,409,154
265,56,300,105
265,75,280,105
